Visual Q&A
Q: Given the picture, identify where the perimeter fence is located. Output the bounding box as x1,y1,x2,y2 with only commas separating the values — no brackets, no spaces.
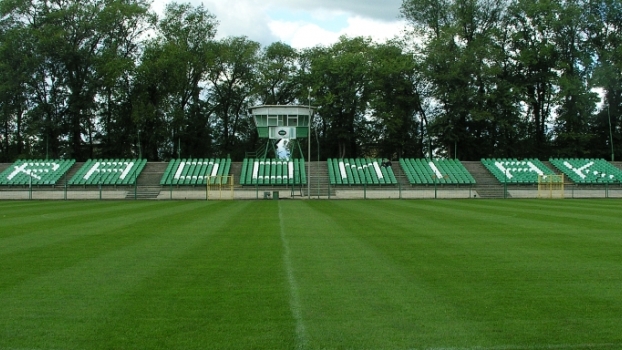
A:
1,177,621,200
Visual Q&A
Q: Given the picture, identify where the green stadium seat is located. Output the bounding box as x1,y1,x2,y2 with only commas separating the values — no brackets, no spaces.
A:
223,158,304,186
0,159,76,186
549,158,622,184
69,159,145,186
327,158,397,186
400,158,475,185
160,159,178,185
481,158,555,184
159,158,231,186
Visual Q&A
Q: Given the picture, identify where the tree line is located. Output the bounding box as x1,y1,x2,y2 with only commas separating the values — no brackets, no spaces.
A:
0,0,620,162
402,0,621,161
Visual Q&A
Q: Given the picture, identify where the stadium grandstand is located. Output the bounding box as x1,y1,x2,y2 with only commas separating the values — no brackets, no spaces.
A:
481,158,556,184
68,159,147,186
549,158,622,184
0,159,75,186
1,157,622,199
400,158,475,185
239,158,306,186
327,158,397,185
160,158,231,186
1,100,621,200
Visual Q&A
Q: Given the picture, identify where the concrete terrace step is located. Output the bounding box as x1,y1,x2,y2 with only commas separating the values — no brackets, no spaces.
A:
126,185,161,199
229,162,242,183
390,163,413,188
136,162,168,187
461,161,499,186
61,162,85,185
475,185,509,199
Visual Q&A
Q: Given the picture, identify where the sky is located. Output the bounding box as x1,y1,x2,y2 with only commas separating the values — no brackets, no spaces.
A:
151,0,408,49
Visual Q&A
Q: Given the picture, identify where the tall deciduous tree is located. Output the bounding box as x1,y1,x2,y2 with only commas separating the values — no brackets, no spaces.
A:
549,0,598,157
206,36,260,158
368,41,426,159
0,18,33,160
256,42,299,106
589,0,622,160
133,2,216,159
1,0,153,160
303,37,375,158
96,0,154,158
402,0,512,159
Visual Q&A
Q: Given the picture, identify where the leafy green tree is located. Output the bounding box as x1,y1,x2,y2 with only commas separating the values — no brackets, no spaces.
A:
206,36,261,159
131,46,170,160
133,2,217,159
402,0,513,160
256,42,299,106
0,19,33,160
95,0,154,159
368,41,426,159
1,0,66,159
588,0,622,160
303,37,375,159
549,0,599,157
0,0,153,160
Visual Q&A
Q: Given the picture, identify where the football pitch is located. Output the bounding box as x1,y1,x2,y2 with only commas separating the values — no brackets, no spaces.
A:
0,199,621,350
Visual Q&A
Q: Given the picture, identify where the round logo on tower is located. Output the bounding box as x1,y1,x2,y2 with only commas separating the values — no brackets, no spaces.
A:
278,130,287,136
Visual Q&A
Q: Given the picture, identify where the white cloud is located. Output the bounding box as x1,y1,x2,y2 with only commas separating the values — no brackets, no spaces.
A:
198,0,279,43
151,0,406,48
268,21,339,49
268,0,403,22
342,16,406,42
269,16,406,49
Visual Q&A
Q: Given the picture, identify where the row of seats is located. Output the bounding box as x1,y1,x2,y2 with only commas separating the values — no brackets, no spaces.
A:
327,158,397,185
481,158,556,184
0,159,75,185
549,158,622,184
239,158,306,186
69,159,147,186
2,158,621,186
160,159,231,186
400,158,476,185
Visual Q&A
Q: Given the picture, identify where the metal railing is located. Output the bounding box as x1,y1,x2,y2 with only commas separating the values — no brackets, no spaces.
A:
2,179,621,200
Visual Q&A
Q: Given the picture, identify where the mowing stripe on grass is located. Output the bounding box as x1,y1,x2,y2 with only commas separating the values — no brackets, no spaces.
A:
278,201,308,350
1,201,295,349
1,200,621,349
298,200,622,347
0,202,225,329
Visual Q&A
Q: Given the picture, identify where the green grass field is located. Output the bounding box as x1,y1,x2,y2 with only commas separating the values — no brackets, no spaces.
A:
0,199,621,350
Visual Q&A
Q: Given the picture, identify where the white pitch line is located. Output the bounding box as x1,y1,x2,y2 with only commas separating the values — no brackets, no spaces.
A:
278,202,308,350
